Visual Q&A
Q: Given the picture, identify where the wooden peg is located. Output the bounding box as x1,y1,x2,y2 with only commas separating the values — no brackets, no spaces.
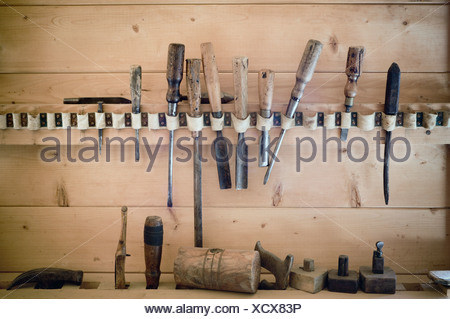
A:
327,255,358,293
289,258,327,294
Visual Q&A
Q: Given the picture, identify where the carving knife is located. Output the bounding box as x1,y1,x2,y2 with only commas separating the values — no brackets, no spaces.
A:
383,62,400,205
264,39,323,184
341,46,365,141
233,56,249,190
166,43,185,207
186,58,203,247
258,69,275,167
130,65,142,162
200,42,232,189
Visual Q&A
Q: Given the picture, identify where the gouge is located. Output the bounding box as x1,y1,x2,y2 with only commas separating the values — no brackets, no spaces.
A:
233,56,249,190
383,62,401,205
144,216,163,289
186,58,203,247
201,42,232,189
166,43,185,207
258,69,275,167
341,46,365,141
130,65,142,161
264,40,323,184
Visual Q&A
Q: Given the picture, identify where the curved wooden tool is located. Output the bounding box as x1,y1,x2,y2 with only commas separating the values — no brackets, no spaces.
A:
7,268,83,290
254,241,293,290
144,216,163,289
115,206,129,289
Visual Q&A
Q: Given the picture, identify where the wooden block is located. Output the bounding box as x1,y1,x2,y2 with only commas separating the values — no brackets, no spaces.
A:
359,266,396,294
289,260,328,294
327,269,359,294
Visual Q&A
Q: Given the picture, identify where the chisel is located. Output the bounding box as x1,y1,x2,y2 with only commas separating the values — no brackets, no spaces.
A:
264,39,323,184
341,46,365,141
383,62,401,205
258,69,275,167
130,65,142,161
233,56,249,190
200,42,232,189
186,58,203,247
166,43,185,207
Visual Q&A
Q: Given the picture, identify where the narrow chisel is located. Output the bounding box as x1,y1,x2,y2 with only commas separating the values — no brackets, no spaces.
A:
264,39,323,184
383,62,401,205
186,58,203,247
341,46,365,141
233,56,249,190
130,65,142,162
200,42,232,189
258,69,275,167
166,43,185,207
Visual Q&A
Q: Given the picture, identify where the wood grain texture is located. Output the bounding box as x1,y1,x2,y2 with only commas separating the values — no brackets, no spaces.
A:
0,207,448,273
0,5,447,73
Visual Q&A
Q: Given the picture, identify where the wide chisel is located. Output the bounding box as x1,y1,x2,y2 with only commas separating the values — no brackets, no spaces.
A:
130,65,142,161
166,43,185,207
200,42,232,189
341,46,365,141
186,58,203,247
264,40,323,184
258,69,275,167
383,62,401,205
233,56,249,190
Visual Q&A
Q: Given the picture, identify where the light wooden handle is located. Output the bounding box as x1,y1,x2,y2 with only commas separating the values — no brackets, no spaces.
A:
130,65,141,114
200,42,222,115
344,46,365,99
291,39,323,100
186,59,202,118
232,56,248,120
258,69,275,117
166,43,185,105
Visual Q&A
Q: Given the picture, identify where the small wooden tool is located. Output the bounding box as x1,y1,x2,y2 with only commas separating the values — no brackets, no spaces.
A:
359,241,396,294
328,255,358,293
115,206,129,289
289,258,328,294
144,216,163,289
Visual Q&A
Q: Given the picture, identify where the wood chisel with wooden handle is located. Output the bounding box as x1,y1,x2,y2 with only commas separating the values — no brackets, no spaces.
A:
264,40,323,184
258,69,275,167
166,43,185,207
201,42,232,189
186,58,203,247
233,56,249,190
130,65,142,161
341,46,365,141
383,62,401,205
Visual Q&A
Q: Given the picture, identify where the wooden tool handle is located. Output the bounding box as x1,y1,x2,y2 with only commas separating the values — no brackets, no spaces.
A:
384,62,401,115
144,216,163,289
166,43,185,105
115,206,128,289
130,65,142,114
258,69,275,118
291,39,323,100
201,42,222,115
344,46,365,99
186,59,202,118
232,56,249,120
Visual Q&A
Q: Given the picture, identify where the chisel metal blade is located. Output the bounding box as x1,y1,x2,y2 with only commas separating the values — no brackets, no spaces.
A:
236,132,248,190
214,131,232,189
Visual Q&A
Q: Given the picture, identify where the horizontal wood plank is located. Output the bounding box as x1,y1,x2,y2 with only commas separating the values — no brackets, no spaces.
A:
2,1,448,5
0,207,448,274
0,73,448,105
0,5,447,73
0,142,448,208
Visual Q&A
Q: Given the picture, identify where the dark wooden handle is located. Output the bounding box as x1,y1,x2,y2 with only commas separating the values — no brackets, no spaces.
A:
344,46,365,99
166,43,185,105
291,39,323,100
144,216,163,289
201,42,222,115
232,56,248,120
130,65,142,114
186,59,202,118
384,62,401,115
258,69,275,117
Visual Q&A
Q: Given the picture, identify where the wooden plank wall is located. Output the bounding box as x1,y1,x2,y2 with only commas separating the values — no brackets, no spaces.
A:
0,0,449,280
